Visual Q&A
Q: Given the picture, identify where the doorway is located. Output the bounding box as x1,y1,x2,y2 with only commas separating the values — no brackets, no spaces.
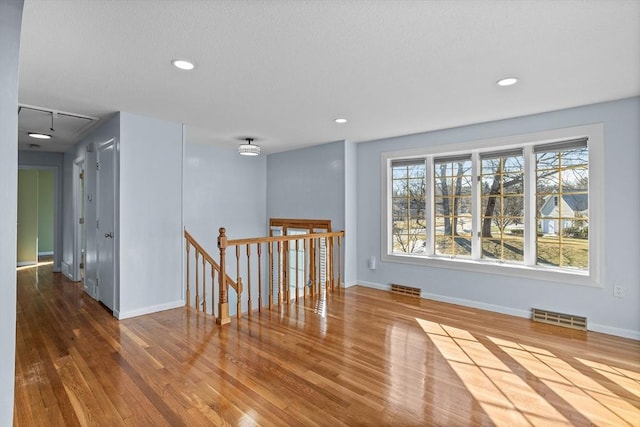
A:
73,157,86,286
17,168,55,266
96,139,117,312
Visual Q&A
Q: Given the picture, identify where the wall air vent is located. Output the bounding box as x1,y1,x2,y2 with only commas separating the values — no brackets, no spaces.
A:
532,308,587,331
390,284,421,298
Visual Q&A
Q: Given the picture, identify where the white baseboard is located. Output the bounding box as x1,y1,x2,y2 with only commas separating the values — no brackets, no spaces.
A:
355,281,638,340
85,278,97,299
61,261,73,280
343,280,359,288
420,291,531,320
357,280,530,319
17,261,37,267
589,323,640,341
117,300,185,320
357,281,391,292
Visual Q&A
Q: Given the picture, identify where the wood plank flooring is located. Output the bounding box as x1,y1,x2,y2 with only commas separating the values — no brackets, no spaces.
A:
14,263,640,426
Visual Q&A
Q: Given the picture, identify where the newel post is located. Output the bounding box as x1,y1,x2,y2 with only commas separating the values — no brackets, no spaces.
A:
217,227,231,325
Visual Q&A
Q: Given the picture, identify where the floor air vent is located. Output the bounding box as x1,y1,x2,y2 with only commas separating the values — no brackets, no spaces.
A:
391,284,421,298
532,308,587,331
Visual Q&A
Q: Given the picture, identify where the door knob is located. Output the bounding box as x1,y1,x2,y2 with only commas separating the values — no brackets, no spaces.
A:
104,232,114,238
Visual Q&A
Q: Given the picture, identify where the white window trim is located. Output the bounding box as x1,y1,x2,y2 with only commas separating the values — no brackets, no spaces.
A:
381,123,604,287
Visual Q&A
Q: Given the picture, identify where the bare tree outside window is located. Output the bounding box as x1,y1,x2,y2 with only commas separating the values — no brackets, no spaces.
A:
387,135,591,273
434,159,472,257
392,162,426,254
481,154,525,262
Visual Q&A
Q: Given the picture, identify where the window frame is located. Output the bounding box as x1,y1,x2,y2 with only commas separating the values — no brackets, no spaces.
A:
381,124,603,287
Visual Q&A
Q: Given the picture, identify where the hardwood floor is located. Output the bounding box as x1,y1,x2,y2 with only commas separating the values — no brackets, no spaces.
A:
14,264,640,426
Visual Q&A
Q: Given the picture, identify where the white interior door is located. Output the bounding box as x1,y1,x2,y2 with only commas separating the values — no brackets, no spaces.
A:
97,140,116,311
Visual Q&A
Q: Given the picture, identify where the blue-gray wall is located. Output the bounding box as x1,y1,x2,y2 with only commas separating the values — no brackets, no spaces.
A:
62,112,185,319
118,112,184,318
0,1,23,423
183,140,267,314
267,140,346,231
356,97,640,339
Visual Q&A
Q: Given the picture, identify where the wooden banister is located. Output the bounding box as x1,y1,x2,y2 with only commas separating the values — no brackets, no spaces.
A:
185,227,344,327
225,230,344,246
184,229,240,294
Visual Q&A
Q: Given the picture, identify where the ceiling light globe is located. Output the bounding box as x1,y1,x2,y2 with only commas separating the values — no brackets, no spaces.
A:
497,77,519,87
172,59,195,70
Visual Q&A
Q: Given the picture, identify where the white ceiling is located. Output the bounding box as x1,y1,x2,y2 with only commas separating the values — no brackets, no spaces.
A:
18,0,640,154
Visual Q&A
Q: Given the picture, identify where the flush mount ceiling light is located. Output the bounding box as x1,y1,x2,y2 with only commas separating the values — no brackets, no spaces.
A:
171,59,195,70
497,77,519,87
28,132,52,139
238,138,260,156
334,118,348,124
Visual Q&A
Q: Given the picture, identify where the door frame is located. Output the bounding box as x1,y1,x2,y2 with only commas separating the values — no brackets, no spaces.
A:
72,156,85,284
96,138,119,314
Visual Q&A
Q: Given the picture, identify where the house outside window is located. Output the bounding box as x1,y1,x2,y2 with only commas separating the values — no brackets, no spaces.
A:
382,124,603,286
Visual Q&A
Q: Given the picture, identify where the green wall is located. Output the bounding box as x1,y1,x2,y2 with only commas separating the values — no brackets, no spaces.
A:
37,170,54,254
17,170,38,264
17,169,54,264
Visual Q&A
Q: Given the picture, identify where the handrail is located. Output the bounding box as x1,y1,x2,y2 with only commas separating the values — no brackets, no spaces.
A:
184,226,344,327
217,227,344,325
184,229,240,294
226,230,345,246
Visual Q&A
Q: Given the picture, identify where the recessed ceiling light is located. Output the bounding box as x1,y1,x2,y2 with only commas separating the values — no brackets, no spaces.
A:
28,132,52,139
497,77,519,87
171,59,195,70
334,118,348,124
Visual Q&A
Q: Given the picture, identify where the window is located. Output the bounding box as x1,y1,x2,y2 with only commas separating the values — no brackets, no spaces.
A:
391,160,426,254
535,140,589,270
383,125,602,286
434,155,472,257
480,150,524,263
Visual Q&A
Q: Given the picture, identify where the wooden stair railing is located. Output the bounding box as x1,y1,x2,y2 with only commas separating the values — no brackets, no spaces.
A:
185,227,344,326
217,227,344,325
184,229,241,323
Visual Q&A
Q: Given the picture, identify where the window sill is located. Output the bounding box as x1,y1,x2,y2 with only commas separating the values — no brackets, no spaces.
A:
381,252,601,288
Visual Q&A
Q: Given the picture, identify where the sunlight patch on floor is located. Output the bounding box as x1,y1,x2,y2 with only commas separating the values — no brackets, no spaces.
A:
416,318,571,426
576,357,640,399
17,260,53,271
488,336,640,426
